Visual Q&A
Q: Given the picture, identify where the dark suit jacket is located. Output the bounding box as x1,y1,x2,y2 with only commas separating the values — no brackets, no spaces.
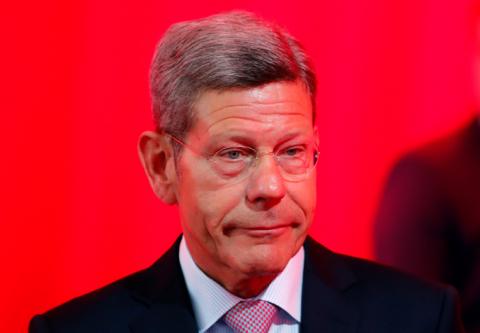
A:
374,119,480,332
30,237,464,332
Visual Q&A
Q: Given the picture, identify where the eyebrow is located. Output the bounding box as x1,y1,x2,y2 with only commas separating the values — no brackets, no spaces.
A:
206,130,312,147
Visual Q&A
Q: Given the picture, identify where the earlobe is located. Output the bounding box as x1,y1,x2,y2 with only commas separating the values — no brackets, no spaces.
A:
138,131,178,204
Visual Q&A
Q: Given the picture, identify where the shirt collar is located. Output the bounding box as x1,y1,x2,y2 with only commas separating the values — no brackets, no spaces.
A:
179,236,304,332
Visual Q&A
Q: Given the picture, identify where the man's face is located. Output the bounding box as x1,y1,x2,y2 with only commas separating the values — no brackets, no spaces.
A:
173,81,316,290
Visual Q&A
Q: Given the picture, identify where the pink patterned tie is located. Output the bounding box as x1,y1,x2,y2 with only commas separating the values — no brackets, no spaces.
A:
223,300,277,333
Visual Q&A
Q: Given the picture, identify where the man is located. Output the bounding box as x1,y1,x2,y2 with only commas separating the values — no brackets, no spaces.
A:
374,117,480,333
30,11,464,333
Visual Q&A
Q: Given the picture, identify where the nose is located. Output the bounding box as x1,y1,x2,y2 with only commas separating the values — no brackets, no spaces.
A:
245,154,286,209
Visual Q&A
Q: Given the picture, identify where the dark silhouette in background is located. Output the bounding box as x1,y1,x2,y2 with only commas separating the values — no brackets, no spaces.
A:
375,118,480,332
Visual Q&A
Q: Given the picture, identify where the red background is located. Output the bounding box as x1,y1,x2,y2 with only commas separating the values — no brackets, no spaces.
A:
1,0,478,331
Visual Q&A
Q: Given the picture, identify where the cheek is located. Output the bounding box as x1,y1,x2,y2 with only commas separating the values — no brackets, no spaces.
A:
198,185,245,231
178,171,245,237
289,178,317,219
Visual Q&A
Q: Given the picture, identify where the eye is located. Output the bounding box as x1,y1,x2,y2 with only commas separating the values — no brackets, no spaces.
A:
280,145,306,158
225,150,241,159
210,146,254,177
216,147,253,161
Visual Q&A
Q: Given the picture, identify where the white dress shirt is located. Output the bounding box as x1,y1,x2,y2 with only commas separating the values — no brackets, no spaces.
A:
179,237,304,333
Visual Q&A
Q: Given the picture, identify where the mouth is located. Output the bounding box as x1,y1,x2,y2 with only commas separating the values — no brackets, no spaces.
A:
225,224,293,238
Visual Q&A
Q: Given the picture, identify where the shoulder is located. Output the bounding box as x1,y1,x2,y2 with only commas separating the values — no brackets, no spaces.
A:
29,268,149,332
29,237,191,332
305,237,452,298
303,238,463,331
342,252,454,300
342,253,462,329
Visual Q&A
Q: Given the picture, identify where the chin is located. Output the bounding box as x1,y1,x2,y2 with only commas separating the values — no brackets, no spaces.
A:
234,248,291,277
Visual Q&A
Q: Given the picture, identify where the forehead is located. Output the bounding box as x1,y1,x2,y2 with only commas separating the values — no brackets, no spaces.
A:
189,81,314,142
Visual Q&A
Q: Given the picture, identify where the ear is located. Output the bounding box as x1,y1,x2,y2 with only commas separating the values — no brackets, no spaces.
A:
313,126,319,146
138,131,178,204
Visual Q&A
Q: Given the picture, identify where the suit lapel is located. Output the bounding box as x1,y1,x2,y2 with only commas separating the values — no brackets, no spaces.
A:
127,237,198,333
129,303,197,333
301,237,360,333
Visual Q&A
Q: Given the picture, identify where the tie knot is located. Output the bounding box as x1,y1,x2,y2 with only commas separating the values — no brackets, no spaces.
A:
223,300,277,333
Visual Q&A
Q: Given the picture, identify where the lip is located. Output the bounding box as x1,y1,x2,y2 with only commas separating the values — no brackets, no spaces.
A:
239,225,290,238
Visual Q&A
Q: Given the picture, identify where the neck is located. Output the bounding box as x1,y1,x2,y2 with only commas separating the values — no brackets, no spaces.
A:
221,274,277,298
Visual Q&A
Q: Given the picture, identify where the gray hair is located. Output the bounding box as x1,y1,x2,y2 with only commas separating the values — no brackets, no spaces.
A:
149,11,317,139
